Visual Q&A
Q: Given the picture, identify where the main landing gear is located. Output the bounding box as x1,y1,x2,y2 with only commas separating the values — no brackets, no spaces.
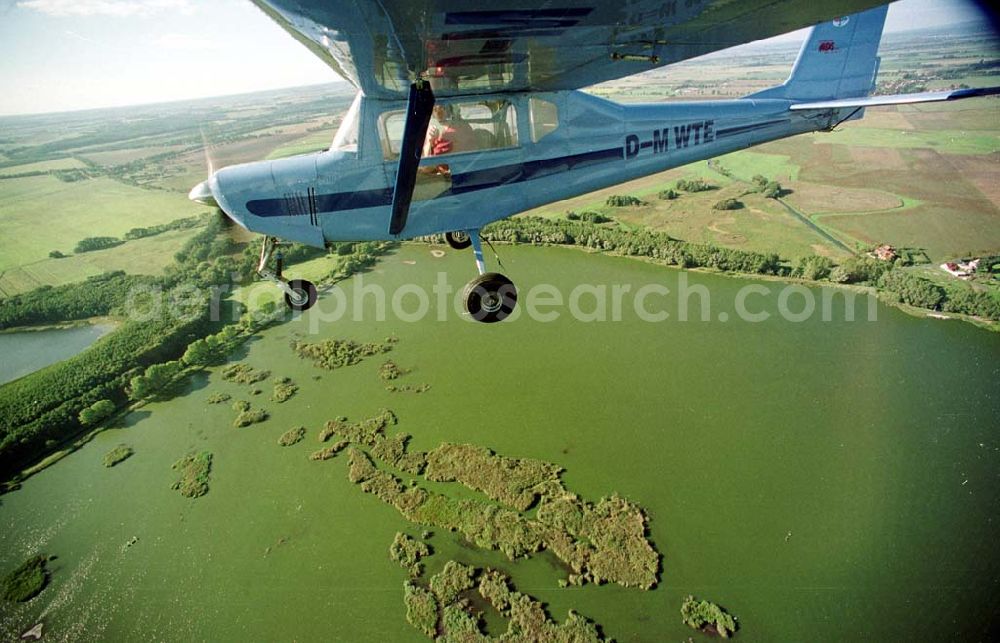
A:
450,230,517,323
257,236,317,311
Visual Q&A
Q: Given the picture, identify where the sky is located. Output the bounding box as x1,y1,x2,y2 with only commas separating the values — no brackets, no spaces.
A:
0,0,994,116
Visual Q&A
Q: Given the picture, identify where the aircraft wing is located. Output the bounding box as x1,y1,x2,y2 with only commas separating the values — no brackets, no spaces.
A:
789,86,1000,110
250,0,894,100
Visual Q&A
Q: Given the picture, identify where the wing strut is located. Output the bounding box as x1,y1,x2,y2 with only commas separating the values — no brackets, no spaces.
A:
389,81,435,235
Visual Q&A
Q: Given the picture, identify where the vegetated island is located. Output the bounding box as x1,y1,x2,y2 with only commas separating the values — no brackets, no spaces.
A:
271,376,298,403
402,559,607,641
315,408,660,590
102,444,133,467
1,554,51,602
221,363,271,386
378,360,431,393
232,399,268,428
681,595,738,638
171,451,212,498
389,532,431,578
291,336,396,370
278,426,306,447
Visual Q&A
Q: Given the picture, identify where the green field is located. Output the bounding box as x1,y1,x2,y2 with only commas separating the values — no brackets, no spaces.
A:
266,128,336,160
713,149,802,181
0,158,86,175
0,175,195,273
0,226,204,297
813,127,1000,155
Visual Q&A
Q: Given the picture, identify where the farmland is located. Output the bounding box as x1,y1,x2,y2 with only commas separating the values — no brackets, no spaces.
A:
0,83,355,296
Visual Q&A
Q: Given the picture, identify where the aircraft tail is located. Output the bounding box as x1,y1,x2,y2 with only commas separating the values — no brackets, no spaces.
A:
750,5,888,102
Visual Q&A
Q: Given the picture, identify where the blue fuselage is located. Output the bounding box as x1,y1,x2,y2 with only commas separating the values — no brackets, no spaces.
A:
203,90,854,246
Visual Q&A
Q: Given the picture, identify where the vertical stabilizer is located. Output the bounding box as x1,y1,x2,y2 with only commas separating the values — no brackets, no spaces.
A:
750,5,888,101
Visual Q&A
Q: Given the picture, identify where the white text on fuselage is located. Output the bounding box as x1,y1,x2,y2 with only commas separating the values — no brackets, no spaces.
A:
624,120,715,159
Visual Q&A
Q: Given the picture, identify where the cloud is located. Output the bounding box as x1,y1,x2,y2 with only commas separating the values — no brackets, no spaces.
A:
17,0,194,17
154,33,217,50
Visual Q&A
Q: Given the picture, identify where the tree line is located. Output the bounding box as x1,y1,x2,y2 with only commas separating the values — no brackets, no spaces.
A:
480,217,999,321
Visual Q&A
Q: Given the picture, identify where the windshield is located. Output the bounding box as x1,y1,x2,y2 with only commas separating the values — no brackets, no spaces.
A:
331,91,361,152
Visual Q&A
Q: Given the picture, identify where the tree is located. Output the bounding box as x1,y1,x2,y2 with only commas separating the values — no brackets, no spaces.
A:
712,198,743,210
658,189,678,200
48,250,66,259
130,361,183,399
183,338,218,367
676,178,714,192
606,195,642,207
794,255,834,281
79,399,115,426
762,181,782,198
878,270,945,309
73,236,123,253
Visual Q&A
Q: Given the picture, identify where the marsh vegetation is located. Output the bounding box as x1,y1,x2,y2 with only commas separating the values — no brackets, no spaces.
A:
170,451,212,498
102,444,133,467
1,555,50,603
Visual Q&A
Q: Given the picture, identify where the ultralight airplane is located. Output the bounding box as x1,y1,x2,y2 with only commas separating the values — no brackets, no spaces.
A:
188,0,999,322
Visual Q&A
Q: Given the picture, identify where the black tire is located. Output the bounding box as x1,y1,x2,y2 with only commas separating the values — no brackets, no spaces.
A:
284,279,317,311
445,231,472,250
463,272,517,323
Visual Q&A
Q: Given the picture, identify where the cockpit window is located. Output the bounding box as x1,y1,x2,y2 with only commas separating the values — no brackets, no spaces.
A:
379,100,518,161
529,98,559,143
331,92,361,152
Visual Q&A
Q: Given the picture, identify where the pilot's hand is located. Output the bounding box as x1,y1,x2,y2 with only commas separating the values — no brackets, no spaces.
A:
431,138,452,155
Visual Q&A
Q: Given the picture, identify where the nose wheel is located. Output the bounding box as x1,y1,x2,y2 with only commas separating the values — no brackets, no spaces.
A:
445,230,472,250
463,231,517,323
284,279,318,311
257,236,318,311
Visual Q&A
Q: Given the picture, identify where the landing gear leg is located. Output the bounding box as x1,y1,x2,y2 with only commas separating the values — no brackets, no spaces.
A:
462,231,516,323
257,236,317,311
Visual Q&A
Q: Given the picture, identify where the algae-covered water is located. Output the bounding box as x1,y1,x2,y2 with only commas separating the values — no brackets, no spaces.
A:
1,244,997,641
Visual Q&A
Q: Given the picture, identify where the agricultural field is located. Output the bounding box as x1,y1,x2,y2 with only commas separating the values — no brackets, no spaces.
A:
0,176,194,273
0,83,356,295
0,158,86,176
576,25,1000,264
0,226,203,297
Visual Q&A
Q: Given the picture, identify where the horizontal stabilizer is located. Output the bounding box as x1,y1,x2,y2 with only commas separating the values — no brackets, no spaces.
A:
750,6,888,102
789,86,1000,110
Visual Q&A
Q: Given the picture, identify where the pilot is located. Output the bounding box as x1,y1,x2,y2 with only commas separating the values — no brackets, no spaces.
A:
424,104,477,157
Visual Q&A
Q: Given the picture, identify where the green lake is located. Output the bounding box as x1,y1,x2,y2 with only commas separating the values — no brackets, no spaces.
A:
0,324,115,386
1,244,997,641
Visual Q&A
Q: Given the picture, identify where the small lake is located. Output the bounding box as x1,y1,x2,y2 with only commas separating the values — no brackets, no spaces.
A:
0,323,115,385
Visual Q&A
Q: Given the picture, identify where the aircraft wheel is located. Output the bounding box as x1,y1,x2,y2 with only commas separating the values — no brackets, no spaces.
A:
464,272,517,323
284,279,317,311
445,231,472,250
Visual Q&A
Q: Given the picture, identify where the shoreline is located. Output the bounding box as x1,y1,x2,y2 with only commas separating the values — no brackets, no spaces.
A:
0,316,120,335
468,241,998,333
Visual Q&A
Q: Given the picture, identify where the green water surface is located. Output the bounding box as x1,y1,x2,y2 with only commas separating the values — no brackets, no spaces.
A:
1,244,997,641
